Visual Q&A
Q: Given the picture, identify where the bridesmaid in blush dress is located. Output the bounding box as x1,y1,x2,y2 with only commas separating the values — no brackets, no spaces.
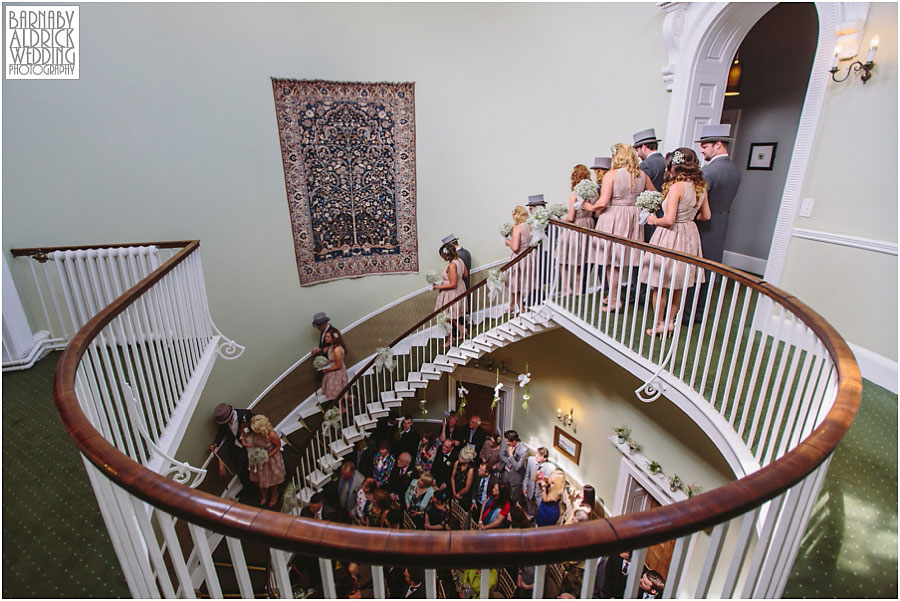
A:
319,330,348,406
557,164,596,296
433,244,468,348
641,147,710,335
505,205,533,313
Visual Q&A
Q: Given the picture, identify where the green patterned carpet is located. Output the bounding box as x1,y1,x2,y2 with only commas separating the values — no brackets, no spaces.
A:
2,352,896,598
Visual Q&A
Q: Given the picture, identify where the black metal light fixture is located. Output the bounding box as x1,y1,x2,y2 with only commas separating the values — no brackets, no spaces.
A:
830,36,879,84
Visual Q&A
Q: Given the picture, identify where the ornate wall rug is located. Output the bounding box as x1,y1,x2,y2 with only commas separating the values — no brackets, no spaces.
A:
272,79,418,286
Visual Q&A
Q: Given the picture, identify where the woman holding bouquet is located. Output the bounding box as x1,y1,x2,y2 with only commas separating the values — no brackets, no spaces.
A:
505,205,533,313
241,415,285,507
433,244,468,349
319,330,348,406
641,148,710,335
585,143,656,311
557,164,596,296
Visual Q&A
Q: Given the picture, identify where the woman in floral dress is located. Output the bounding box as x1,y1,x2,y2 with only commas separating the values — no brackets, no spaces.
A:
241,415,285,507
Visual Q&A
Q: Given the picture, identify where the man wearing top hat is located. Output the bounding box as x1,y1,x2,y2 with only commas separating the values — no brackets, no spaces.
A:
633,128,667,242
442,233,471,290
211,402,255,490
687,123,742,322
526,194,552,293
526,194,546,214
310,312,333,358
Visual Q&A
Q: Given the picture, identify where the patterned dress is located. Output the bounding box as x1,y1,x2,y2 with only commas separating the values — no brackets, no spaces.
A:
592,168,646,268
435,257,468,320
245,431,286,488
415,438,439,474
641,182,707,289
321,346,348,400
372,452,395,487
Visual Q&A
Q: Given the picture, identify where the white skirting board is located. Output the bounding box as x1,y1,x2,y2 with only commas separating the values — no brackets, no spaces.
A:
848,343,898,394
722,250,767,276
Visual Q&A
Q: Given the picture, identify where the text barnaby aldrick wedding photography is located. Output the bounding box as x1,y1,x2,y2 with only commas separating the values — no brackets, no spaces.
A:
5,6,79,79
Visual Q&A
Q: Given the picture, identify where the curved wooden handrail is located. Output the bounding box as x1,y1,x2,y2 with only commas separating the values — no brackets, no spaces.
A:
11,240,196,257
52,233,861,568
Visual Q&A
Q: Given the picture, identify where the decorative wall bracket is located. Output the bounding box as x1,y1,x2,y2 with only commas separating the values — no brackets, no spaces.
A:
212,322,245,360
634,337,678,403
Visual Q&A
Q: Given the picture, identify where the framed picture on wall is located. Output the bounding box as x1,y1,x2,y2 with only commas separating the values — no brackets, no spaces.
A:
553,426,582,465
747,142,777,170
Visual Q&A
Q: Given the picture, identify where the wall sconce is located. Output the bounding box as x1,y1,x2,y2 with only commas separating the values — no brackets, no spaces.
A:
556,407,574,428
830,36,878,84
724,54,742,97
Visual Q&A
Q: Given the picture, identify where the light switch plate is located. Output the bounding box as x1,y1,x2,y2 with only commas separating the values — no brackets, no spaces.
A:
799,197,814,218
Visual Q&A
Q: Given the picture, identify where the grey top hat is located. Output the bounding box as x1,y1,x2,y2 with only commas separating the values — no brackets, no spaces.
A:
526,194,546,206
312,312,330,327
695,124,734,143
214,402,233,424
590,156,612,170
441,234,458,245
632,128,662,147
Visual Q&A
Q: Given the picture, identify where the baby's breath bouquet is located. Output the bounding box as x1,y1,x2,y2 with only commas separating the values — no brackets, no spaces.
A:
312,355,330,370
498,222,513,238
248,447,269,470
425,270,442,285
435,310,451,335
486,268,508,300
573,179,599,210
527,207,551,246
547,203,568,219
636,190,664,225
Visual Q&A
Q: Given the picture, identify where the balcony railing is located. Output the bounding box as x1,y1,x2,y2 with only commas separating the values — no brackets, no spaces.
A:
43,221,859,598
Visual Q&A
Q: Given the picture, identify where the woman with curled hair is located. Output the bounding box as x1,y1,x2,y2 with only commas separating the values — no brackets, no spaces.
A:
585,143,656,311
433,243,468,349
319,329,348,407
641,147,710,336
536,469,567,526
241,415,285,507
557,164,596,295
505,205,533,313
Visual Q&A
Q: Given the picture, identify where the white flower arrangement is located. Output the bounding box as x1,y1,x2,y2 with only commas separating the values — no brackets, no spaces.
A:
323,407,342,435
672,150,686,165
457,385,468,417
374,346,394,372
435,311,452,335
498,222,513,238
419,398,428,418
636,190,664,225
486,268,508,300
547,203,568,219
425,270,442,285
248,447,269,470
312,355,330,370
281,482,299,512
491,369,502,409
527,207,551,247
572,179,599,210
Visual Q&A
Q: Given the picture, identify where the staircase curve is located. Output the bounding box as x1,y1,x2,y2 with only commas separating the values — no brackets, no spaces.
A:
49,221,860,599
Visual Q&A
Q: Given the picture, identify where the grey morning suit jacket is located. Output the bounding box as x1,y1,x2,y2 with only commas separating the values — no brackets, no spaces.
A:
456,246,472,289
640,153,667,242
698,156,742,263
500,443,528,501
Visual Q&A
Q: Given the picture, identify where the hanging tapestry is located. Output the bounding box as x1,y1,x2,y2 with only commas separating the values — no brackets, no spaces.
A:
272,78,419,286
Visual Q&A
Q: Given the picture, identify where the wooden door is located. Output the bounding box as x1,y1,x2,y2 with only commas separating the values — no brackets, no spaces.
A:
459,382,499,435
643,496,675,579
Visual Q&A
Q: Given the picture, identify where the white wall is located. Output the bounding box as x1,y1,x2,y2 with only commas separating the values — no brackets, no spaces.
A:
2,4,672,461
781,2,898,365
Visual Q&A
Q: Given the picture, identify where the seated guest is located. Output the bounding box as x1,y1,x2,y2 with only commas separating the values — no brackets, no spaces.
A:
479,434,502,473
462,415,487,454
387,452,418,504
424,490,451,531
439,410,465,448
300,492,338,521
450,446,476,508
405,472,435,529
563,484,597,525
415,430,439,474
508,505,532,529
403,567,427,599
477,481,511,530
470,461,498,519
385,508,403,529
326,461,364,522
371,439,395,488
638,570,665,599
393,414,421,459
366,488,392,528
352,477,377,524
460,568,498,598
431,438,458,491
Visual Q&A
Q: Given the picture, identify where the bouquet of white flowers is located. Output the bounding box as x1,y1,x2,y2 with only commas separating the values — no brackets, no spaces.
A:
248,447,269,470
636,190,664,225
527,207,551,246
374,346,394,371
573,179,599,210
425,271,442,285
486,268,508,300
435,310,451,335
323,407,342,435
312,355,330,370
498,222,513,238
547,203,568,219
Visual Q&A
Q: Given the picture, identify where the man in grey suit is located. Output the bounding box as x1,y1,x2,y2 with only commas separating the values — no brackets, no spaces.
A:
500,430,528,503
442,234,471,289
523,446,556,518
685,123,742,323
634,128,666,242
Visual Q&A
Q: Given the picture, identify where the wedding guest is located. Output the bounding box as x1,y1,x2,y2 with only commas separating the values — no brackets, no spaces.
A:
479,434,502,472
506,205,534,313
642,148,710,336
536,469,566,527
351,477,377,523
585,143,656,312
431,437,458,491
393,414,421,458
424,489,451,531
500,430,527,503
327,460,364,521
405,472,435,529
439,410,464,447
211,402,254,490
319,330,348,405
241,414,285,507
526,194,547,214
590,156,612,188
638,570,666,599
387,452,418,504
432,243,468,349
634,128,667,242
462,414,486,454
300,492,338,521
366,488,392,528
333,567,362,599
470,461,498,519
403,567,427,599
310,312,333,358
558,164,595,296
415,430,440,473
371,439,396,488
442,234,472,289
563,484,597,524
451,446,476,508
477,481,511,530
523,446,556,518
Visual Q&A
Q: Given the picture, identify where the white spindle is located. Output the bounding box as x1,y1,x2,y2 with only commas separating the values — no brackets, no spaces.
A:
531,565,546,599
128,498,176,598
319,557,337,598
271,548,293,599
735,294,776,438
580,557,599,599
661,534,691,599
371,565,386,598
188,523,222,599
758,315,806,463
745,305,789,449
623,546,647,599
694,521,729,598
158,512,196,598
425,568,437,599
